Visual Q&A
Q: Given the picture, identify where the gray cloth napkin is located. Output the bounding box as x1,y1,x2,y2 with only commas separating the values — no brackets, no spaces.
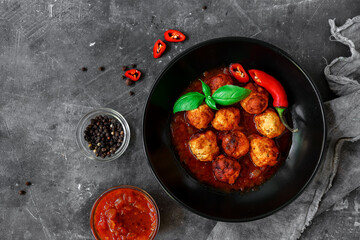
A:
207,16,360,240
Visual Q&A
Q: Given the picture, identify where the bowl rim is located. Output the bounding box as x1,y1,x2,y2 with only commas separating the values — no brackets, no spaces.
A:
142,36,327,222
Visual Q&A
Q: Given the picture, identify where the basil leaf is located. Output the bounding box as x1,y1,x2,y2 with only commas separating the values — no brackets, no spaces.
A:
212,85,251,106
200,79,211,97
205,96,218,110
173,92,205,113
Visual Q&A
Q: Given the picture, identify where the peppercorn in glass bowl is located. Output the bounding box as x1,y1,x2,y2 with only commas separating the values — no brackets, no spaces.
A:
76,108,130,162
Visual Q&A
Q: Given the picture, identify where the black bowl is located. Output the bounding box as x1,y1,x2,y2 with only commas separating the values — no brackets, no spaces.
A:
142,37,326,222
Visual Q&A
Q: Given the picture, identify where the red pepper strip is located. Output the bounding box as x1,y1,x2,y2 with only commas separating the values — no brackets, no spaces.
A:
248,69,298,133
229,63,249,83
153,39,166,58
125,69,141,81
164,30,186,42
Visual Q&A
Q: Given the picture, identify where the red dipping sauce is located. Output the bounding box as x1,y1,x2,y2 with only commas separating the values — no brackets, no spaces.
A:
90,186,160,240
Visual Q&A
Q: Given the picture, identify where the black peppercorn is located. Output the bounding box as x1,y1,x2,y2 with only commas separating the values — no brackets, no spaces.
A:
19,190,26,195
126,79,133,86
129,91,134,96
84,114,124,159
81,67,88,72
98,66,105,71
131,64,137,68
122,66,128,71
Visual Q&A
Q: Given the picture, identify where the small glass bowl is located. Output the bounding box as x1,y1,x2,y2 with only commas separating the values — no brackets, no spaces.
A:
76,108,130,162
90,185,160,240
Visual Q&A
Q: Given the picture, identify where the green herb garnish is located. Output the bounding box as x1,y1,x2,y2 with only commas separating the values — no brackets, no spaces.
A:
173,79,251,113
173,92,205,113
212,85,251,106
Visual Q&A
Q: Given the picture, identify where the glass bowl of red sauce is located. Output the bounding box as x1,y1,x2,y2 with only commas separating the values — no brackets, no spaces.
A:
90,185,160,240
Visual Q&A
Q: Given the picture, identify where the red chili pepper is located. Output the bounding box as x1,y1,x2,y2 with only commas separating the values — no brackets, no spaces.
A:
125,69,141,81
248,69,298,133
229,63,249,83
153,39,166,58
164,30,186,42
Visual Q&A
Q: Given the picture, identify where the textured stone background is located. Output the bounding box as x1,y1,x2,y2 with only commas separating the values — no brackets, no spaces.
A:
0,0,359,239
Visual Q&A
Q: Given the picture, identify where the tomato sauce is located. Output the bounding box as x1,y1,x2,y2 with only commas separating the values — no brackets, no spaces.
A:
92,187,158,240
170,67,292,192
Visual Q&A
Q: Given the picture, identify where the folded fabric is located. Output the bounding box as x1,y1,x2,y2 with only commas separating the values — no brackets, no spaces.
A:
207,16,360,240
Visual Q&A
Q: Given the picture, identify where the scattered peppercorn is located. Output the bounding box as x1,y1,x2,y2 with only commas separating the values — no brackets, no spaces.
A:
98,66,105,71
129,91,134,96
84,115,124,159
122,66,128,71
19,190,26,195
126,79,133,86
25,181,32,186
122,75,126,79
131,64,137,68
81,67,88,72
202,5,207,10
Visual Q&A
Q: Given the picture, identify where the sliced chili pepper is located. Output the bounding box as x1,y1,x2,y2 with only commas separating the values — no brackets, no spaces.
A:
248,69,298,133
153,39,166,58
125,69,141,81
164,30,186,42
229,63,249,83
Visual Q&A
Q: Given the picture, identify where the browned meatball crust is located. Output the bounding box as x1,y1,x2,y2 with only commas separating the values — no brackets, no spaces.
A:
243,82,269,95
205,73,234,94
254,109,285,138
211,107,241,131
212,155,241,184
186,104,214,129
222,130,249,158
249,134,279,167
240,83,269,114
188,130,220,162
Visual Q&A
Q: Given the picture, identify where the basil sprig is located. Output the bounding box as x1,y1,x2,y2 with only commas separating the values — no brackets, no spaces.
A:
200,80,218,110
205,96,218,110
200,79,211,97
212,85,251,106
173,79,251,113
173,92,205,113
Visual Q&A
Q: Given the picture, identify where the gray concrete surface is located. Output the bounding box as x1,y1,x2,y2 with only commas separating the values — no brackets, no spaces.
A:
0,0,359,239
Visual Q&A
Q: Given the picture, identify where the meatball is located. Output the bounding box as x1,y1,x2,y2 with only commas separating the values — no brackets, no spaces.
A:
211,107,241,131
205,73,234,94
254,109,285,138
240,83,269,114
222,130,249,158
249,135,279,167
189,130,220,162
212,155,241,184
186,104,214,129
